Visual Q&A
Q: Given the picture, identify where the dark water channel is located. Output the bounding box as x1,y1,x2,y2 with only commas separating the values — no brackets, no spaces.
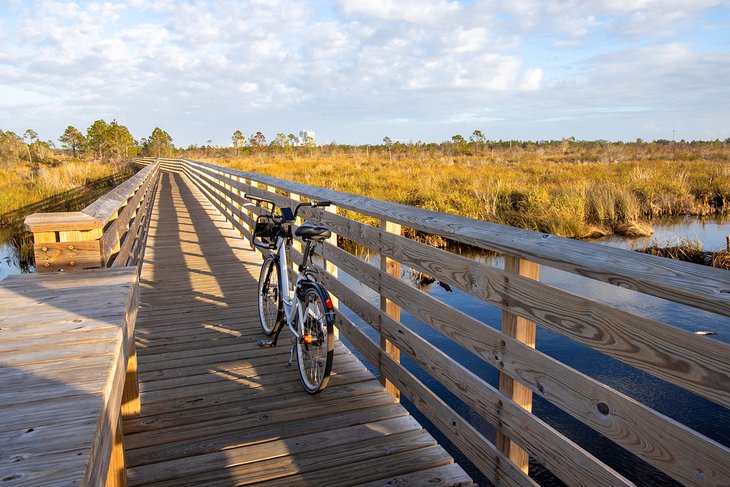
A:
333,217,729,487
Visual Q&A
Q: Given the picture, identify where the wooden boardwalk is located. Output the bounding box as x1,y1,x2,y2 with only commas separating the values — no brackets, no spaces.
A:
123,172,473,486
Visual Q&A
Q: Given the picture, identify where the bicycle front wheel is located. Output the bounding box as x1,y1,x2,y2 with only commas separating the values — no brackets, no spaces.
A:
258,256,282,335
296,287,334,393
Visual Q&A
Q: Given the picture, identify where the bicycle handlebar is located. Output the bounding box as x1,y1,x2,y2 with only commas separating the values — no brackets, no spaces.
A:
244,193,331,220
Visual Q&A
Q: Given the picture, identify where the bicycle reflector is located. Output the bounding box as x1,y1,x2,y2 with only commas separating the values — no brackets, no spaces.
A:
303,334,314,344
325,298,334,310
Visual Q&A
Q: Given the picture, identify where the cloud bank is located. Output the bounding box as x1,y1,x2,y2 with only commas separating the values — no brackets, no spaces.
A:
0,0,728,145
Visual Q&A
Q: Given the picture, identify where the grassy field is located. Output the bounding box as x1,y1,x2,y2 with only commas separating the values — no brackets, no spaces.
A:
192,142,730,240
0,159,132,268
0,159,130,215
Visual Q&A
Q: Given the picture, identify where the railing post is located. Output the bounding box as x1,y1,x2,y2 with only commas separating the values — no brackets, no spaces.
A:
289,192,303,253
380,219,401,400
497,256,539,473
27,215,105,273
325,205,339,338
244,178,253,235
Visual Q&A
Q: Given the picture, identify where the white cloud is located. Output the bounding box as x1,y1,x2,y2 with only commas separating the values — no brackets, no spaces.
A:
0,0,727,144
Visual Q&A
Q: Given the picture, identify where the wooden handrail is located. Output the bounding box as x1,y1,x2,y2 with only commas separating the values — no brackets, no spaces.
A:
182,158,730,318
141,158,728,487
24,161,160,272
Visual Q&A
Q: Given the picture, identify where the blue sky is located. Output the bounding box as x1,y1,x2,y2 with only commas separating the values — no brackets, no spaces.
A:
1,0,729,146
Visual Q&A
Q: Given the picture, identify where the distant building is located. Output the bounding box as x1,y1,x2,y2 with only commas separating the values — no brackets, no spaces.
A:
297,129,315,146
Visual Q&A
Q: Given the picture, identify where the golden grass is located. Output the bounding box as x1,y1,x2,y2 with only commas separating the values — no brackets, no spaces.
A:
196,144,729,239
0,159,127,215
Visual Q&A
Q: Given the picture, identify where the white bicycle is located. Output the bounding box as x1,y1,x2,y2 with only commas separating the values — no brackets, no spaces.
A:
244,193,336,393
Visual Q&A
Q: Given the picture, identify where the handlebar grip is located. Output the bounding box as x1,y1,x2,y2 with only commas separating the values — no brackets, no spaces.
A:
311,200,331,208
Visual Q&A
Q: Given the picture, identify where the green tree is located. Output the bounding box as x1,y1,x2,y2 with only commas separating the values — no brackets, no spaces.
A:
231,130,245,156
469,130,485,156
86,119,110,159
143,127,174,157
87,119,137,160
107,121,137,160
59,126,86,158
250,131,267,148
23,129,37,163
271,132,289,149
0,130,26,163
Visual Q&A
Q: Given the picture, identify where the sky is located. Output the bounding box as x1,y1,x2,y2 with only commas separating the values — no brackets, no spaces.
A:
1,0,729,146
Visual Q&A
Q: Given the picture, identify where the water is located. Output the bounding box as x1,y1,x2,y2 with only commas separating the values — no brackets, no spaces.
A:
593,215,729,252
333,217,730,487
0,243,22,281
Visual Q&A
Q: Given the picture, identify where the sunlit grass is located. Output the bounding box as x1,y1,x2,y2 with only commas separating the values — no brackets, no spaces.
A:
199,144,729,239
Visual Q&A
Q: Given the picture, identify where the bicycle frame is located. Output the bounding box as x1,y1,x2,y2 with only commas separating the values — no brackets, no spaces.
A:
268,231,319,345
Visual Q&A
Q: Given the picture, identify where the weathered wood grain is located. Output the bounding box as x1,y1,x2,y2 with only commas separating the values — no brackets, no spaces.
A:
332,308,537,487
122,170,471,486
319,264,633,487
316,239,730,487
0,267,138,487
305,197,730,408
184,158,730,317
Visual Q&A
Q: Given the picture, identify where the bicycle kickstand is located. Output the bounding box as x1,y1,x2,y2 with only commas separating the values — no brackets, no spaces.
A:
287,343,295,368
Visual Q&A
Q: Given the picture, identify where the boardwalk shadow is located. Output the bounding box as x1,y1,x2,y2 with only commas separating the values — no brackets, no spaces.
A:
125,172,455,486
2,170,462,486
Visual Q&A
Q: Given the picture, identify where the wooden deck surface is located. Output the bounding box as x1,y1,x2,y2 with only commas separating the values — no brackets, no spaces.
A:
0,267,138,486
124,172,473,486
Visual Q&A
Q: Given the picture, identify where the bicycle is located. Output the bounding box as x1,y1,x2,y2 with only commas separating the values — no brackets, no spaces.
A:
244,193,336,393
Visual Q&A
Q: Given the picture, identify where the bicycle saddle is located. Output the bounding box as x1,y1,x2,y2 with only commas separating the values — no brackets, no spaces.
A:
295,221,332,241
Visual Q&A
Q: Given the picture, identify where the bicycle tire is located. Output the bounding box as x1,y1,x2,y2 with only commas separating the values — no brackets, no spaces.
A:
295,286,334,393
258,256,282,336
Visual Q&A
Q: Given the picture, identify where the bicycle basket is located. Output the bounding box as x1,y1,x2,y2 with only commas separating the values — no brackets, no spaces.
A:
253,215,280,249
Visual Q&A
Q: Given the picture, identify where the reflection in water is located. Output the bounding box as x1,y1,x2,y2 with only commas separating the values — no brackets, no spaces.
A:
0,243,21,281
593,215,729,252
334,221,729,487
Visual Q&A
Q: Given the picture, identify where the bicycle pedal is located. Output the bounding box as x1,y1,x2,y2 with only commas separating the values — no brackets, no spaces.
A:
258,339,276,348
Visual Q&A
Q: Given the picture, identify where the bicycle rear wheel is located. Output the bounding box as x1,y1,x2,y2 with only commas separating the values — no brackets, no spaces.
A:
258,256,282,335
296,287,334,393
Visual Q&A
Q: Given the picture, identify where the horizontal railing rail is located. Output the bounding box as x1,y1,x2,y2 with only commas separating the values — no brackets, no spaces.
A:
135,157,729,487
24,161,160,272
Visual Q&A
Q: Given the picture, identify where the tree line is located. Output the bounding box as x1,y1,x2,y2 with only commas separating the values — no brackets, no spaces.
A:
2,120,729,166
0,120,175,164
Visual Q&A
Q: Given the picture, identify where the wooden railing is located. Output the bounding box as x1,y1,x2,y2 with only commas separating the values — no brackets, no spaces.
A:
24,161,160,273
138,158,728,486
20,161,160,486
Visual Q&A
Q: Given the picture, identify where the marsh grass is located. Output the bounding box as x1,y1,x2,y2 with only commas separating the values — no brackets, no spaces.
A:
0,159,133,268
0,159,130,215
640,237,730,270
203,143,729,239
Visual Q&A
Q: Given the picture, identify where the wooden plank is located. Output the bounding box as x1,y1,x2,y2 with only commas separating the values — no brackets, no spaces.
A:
316,239,730,487
354,464,474,487
309,200,730,408
0,266,138,487
184,158,730,317
380,218,401,400
251,445,455,487
142,429,439,487
24,211,101,232
127,415,423,485
83,162,158,223
318,265,633,487
123,170,471,487
125,403,408,467
32,240,103,271
121,342,141,417
105,416,127,487
497,256,539,473
333,303,538,487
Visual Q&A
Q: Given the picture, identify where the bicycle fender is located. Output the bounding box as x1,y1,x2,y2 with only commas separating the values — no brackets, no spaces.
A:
298,281,336,326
